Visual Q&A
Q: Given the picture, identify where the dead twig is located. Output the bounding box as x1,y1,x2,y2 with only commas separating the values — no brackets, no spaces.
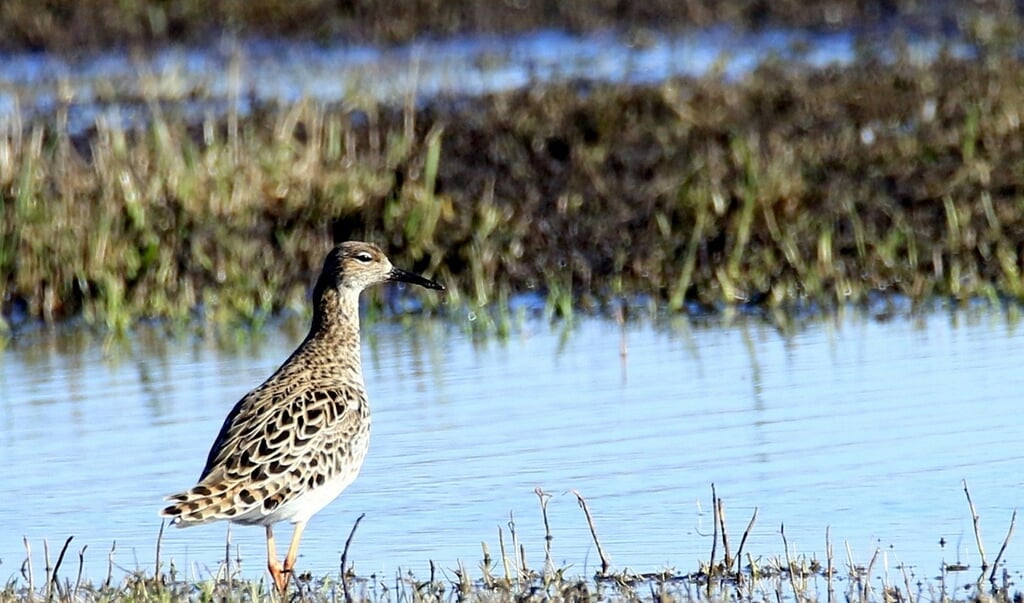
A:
572,490,611,576
864,548,880,603
73,545,87,600
962,480,987,571
340,513,366,603
780,523,797,600
497,526,512,587
43,539,51,599
718,496,732,572
456,559,472,598
901,558,916,603
105,541,116,589
51,536,74,599
734,506,758,586
826,526,834,603
22,537,34,598
708,484,719,596
989,509,1016,586
534,487,554,578
156,520,165,577
480,541,494,587
508,511,528,581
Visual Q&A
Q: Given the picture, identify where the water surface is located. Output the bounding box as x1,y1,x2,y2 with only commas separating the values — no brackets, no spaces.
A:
1,308,1021,584
0,27,973,136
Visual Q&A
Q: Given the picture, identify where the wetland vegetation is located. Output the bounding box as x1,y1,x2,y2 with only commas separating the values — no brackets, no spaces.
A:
2,487,1018,603
5,20,1024,335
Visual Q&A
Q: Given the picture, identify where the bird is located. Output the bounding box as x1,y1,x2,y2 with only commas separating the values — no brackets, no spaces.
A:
161,241,443,594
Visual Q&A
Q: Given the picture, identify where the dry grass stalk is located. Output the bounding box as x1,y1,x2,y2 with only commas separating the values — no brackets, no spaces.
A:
340,513,366,603
572,490,611,576
963,480,988,571
534,487,554,579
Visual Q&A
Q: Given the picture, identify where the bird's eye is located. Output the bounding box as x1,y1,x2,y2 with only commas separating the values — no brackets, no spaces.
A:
354,252,373,263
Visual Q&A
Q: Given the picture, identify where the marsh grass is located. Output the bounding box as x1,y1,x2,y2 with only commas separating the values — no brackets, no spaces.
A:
2,486,1017,603
5,29,1024,337
0,96,450,335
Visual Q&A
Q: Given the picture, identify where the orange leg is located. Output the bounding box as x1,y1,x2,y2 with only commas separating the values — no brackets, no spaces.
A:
266,525,288,595
266,521,307,596
282,520,308,578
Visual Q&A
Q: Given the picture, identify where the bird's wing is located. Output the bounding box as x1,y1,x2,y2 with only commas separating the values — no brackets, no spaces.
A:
163,376,367,524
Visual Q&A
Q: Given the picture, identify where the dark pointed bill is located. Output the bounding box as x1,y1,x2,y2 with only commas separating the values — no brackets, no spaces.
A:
387,267,444,290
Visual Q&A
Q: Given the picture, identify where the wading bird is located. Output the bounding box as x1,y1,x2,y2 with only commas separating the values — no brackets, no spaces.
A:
161,241,443,594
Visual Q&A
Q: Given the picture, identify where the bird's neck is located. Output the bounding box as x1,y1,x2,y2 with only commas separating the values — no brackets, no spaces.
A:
302,287,363,363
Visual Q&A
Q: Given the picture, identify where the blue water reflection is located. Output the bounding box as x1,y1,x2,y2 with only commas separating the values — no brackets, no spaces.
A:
1,309,1021,582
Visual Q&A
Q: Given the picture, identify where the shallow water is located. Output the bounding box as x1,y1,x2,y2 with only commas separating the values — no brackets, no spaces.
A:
1,308,1022,584
0,27,973,135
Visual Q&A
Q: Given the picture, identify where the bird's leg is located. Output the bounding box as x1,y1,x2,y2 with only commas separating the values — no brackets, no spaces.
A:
282,520,308,581
266,525,288,595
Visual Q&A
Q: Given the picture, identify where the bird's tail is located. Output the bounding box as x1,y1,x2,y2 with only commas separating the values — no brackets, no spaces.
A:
160,481,245,526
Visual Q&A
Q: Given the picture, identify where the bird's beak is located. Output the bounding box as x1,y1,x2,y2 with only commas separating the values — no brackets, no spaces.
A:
387,267,445,290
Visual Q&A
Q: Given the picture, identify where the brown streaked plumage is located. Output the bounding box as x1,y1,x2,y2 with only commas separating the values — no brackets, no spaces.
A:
161,241,443,594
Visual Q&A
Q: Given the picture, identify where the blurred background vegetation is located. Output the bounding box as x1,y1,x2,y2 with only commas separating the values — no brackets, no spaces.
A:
2,0,1024,335
4,0,1018,51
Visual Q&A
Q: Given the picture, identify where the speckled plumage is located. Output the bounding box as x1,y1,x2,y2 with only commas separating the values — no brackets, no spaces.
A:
161,241,443,593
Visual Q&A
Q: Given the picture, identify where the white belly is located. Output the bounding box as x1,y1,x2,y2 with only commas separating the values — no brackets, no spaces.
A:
274,469,360,524
232,428,370,526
